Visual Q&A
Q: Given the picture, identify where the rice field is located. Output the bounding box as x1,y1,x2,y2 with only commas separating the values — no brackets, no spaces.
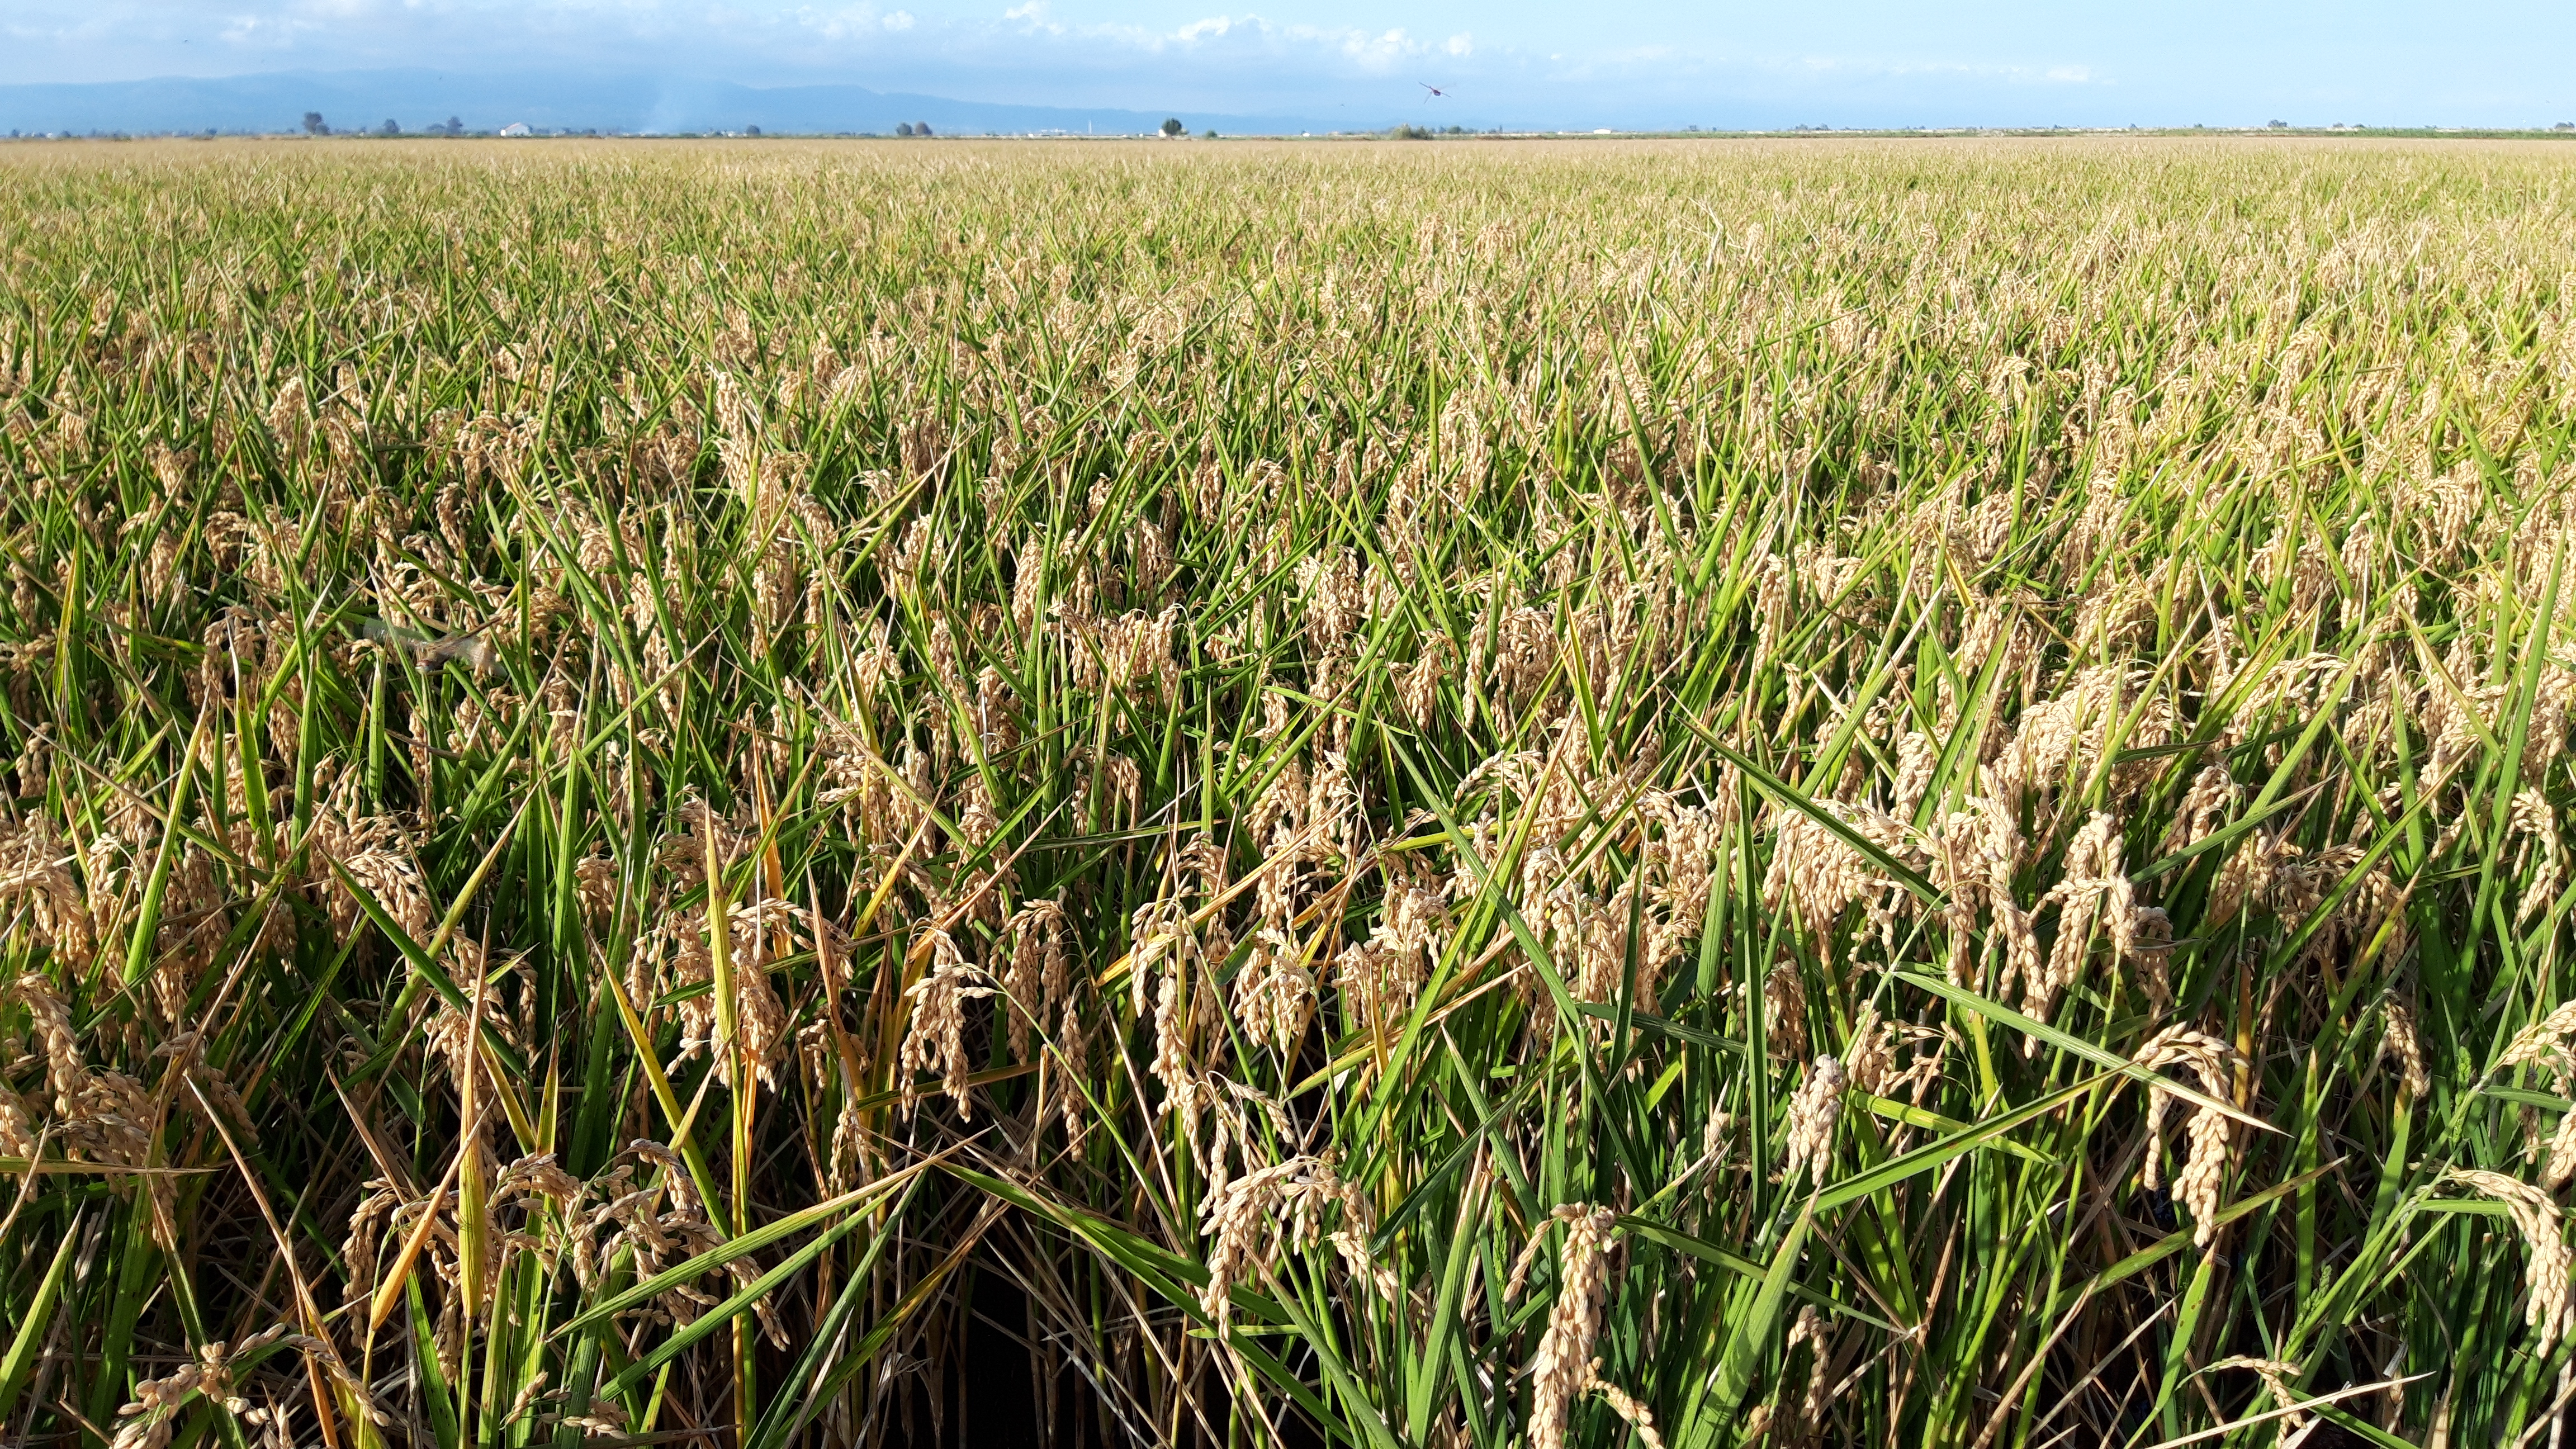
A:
3,134,2575,1448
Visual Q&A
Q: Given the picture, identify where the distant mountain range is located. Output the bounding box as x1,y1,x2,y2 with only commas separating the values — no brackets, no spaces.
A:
0,70,1361,137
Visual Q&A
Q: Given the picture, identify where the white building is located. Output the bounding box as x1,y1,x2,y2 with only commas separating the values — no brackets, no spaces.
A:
499,122,532,138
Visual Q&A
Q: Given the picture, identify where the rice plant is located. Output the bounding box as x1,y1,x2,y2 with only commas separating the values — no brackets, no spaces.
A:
2,134,2575,1447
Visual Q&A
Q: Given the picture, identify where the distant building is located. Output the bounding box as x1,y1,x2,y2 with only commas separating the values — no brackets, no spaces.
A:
500,122,532,138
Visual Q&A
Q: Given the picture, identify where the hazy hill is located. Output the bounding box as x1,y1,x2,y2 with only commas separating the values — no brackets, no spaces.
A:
0,69,1353,136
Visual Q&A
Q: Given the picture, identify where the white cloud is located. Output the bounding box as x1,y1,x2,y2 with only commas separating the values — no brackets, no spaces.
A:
797,4,900,42
881,8,911,28
1444,31,1469,56
217,10,307,46
1338,27,1414,71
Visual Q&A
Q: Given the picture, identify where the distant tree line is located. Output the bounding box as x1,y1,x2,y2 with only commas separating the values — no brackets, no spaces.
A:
302,113,468,138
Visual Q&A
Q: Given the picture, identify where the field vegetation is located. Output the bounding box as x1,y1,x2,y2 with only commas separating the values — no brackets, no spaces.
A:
3,136,2576,1447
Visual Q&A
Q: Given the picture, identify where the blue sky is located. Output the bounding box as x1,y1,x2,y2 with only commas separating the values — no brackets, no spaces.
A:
10,0,2574,130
